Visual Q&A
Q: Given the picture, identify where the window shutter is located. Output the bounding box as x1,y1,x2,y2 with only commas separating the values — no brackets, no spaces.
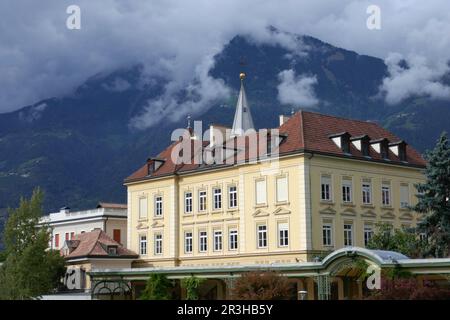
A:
139,197,147,218
276,176,288,202
256,180,267,204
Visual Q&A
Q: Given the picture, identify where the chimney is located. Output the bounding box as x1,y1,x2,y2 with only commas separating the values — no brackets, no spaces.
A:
279,115,291,126
351,135,371,157
389,141,407,162
370,138,390,160
60,206,70,214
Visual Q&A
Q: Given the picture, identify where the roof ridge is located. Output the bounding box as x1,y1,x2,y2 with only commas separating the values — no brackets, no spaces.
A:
86,229,102,256
300,110,381,126
299,110,306,149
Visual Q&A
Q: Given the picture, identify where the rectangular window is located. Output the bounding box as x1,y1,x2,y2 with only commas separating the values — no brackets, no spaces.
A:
154,233,163,255
276,176,288,202
419,233,427,242
184,232,193,253
199,190,207,211
255,180,267,205
139,197,148,219
65,233,69,241
54,234,60,248
362,181,372,204
322,223,332,246
213,230,223,251
364,225,373,246
278,223,289,247
139,235,147,255
382,183,391,206
70,232,75,240
113,229,121,243
344,224,353,246
229,229,238,250
400,184,409,208
342,178,352,203
228,186,238,208
321,175,332,201
257,224,268,248
155,196,163,216
199,231,208,252
185,192,193,213
213,188,222,210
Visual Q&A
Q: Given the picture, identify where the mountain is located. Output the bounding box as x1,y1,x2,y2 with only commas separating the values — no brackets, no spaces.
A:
1,32,449,246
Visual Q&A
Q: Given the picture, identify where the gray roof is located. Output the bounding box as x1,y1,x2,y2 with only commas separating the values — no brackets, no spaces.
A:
231,78,255,136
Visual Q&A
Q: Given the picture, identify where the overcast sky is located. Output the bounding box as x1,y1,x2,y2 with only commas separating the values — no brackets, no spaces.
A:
1,0,449,122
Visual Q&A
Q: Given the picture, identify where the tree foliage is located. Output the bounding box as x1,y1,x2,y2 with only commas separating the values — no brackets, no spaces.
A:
232,271,291,300
181,276,204,300
413,132,450,257
367,277,450,300
0,188,66,299
140,273,173,300
366,223,426,258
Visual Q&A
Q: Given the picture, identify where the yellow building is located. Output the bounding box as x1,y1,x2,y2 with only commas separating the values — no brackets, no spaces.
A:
123,75,427,269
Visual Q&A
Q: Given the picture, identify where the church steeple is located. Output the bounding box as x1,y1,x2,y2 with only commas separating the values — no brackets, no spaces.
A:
231,72,255,137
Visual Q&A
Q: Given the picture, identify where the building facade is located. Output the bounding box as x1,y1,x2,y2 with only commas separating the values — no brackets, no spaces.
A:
124,76,426,269
39,202,128,250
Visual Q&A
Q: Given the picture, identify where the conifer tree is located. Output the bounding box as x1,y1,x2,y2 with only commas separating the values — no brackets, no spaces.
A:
413,132,450,257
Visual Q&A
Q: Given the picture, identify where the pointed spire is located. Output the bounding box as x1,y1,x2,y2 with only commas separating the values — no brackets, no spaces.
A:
187,114,191,129
231,72,255,137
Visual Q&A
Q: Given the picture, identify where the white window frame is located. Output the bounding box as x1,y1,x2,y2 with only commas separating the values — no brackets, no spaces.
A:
199,231,208,252
362,181,372,204
154,195,163,217
278,223,289,247
257,224,268,248
213,188,222,210
198,190,207,212
184,231,193,254
343,224,353,246
213,230,223,251
321,175,332,201
139,234,147,255
382,183,391,206
229,228,238,250
364,225,374,246
154,233,163,255
228,186,238,209
185,192,193,213
342,179,352,203
322,223,333,246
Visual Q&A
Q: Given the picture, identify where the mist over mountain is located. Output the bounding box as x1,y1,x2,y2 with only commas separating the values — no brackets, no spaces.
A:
1,33,449,245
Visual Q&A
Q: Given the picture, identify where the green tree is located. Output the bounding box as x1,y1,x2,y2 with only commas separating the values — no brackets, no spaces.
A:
0,188,66,299
182,276,204,300
366,223,425,258
413,132,450,257
140,273,173,300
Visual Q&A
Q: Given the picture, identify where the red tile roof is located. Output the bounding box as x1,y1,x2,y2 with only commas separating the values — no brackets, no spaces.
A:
125,111,426,183
62,229,138,260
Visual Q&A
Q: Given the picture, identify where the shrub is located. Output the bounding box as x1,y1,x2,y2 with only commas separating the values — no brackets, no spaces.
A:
232,271,291,300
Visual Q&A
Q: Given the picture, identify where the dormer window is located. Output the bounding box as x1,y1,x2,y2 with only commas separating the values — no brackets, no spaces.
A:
147,158,165,175
370,138,390,160
329,132,351,154
107,246,118,255
351,135,371,157
389,141,407,162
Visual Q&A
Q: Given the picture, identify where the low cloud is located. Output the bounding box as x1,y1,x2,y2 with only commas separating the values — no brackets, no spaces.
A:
130,55,231,130
1,0,450,117
277,69,318,108
380,53,450,105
